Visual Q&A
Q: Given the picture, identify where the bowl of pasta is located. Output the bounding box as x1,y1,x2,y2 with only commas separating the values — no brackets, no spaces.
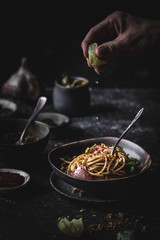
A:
48,137,152,197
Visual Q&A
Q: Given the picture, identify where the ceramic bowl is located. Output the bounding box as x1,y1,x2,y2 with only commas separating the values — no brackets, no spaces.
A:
48,137,152,198
53,76,91,116
0,98,17,118
0,168,30,193
0,118,50,157
36,112,70,139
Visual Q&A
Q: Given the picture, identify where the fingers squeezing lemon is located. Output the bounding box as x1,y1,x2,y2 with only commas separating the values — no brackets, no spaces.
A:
88,43,107,68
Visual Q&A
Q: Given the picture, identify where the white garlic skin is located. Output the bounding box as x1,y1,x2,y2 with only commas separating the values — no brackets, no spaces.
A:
1,58,41,102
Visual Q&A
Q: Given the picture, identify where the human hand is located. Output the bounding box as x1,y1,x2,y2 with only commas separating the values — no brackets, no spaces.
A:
81,11,160,74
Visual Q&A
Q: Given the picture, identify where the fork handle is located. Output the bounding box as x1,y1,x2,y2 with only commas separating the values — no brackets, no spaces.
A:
111,108,144,155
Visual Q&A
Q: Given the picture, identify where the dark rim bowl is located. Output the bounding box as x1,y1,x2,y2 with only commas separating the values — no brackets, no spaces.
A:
0,168,30,193
36,112,70,129
0,118,50,155
48,137,152,197
0,98,17,118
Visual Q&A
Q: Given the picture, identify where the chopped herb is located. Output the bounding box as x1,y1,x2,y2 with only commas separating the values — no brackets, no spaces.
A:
130,166,135,172
92,144,97,149
129,161,137,166
118,146,124,149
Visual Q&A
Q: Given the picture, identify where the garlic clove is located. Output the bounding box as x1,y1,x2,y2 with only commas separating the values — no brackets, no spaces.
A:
1,57,41,102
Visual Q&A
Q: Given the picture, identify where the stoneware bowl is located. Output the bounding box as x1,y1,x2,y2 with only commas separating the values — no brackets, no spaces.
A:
0,118,50,157
0,168,30,194
48,137,152,198
0,98,17,118
36,112,69,139
53,76,91,116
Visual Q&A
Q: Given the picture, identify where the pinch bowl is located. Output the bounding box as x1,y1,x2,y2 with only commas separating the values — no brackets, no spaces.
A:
0,98,17,118
36,112,69,139
0,168,30,194
48,137,152,198
0,118,50,157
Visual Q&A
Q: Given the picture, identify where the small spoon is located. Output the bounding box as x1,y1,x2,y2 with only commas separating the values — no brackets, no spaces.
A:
15,96,47,145
111,108,144,155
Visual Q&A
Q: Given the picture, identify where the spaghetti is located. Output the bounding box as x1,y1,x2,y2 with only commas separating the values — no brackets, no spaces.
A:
60,143,149,180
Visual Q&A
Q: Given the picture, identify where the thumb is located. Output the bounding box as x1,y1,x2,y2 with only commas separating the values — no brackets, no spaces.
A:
96,38,125,59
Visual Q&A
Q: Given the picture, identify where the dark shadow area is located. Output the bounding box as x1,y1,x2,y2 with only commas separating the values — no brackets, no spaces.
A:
0,3,160,90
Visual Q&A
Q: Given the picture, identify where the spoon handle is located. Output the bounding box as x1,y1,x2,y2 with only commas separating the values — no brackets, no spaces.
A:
23,96,47,133
111,108,144,155
16,96,47,145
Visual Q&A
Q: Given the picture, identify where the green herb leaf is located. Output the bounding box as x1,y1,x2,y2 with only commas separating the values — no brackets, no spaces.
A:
117,229,136,240
130,166,135,172
92,144,97,149
118,146,124,149
129,161,137,166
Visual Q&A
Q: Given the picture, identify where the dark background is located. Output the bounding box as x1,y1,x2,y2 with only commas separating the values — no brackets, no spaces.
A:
0,4,160,240
0,2,160,90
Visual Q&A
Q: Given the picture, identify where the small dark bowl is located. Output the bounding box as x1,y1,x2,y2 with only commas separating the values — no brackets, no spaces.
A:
36,112,70,139
0,98,17,118
53,76,91,116
0,168,30,194
48,137,152,197
0,118,50,157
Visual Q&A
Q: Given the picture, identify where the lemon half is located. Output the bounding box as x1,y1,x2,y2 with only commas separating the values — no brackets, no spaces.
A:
88,43,107,68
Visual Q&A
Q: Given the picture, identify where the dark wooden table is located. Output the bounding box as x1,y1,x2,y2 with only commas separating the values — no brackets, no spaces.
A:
0,87,160,240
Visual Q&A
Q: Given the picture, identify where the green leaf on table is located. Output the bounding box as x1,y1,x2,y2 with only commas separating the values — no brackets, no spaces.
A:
117,226,136,240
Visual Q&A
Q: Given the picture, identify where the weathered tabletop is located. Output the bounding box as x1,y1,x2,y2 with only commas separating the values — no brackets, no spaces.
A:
0,88,160,240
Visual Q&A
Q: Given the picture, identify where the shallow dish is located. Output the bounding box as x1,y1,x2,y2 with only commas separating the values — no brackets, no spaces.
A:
0,118,50,157
0,98,17,118
48,137,152,197
0,168,30,193
50,171,123,203
36,112,69,128
36,112,69,139
49,171,151,203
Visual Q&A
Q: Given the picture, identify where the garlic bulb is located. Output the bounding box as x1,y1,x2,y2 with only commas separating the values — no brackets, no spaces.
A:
1,58,41,102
